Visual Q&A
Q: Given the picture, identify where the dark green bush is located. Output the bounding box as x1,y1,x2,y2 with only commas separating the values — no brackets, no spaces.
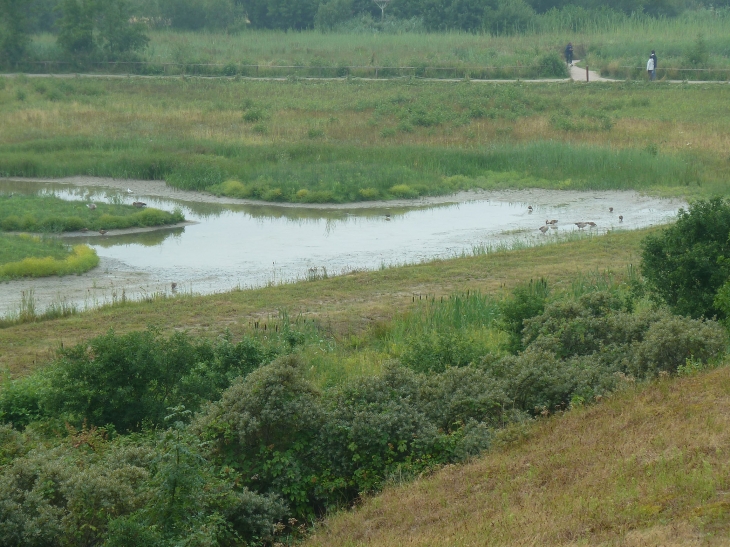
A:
642,197,730,319
630,315,726,376
499,278,550,354
0,328,286,430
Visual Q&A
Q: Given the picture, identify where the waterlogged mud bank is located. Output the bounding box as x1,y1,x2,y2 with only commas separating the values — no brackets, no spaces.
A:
0,177,685,317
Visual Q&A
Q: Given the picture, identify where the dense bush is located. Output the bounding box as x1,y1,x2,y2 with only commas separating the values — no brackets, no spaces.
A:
0,423,287,547
642,197,730,319
56,0,149,60
0,327,286,430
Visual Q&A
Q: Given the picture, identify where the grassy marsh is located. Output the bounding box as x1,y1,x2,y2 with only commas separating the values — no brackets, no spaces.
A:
0,194,184,232
0,77,728,202
0,234,98,279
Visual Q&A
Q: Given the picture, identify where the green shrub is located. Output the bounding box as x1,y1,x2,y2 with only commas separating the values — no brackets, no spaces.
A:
630,315,726,377
642,197,730,318
499,278,550,354
243,108,266,122
0,328,284,430
195,354,325,517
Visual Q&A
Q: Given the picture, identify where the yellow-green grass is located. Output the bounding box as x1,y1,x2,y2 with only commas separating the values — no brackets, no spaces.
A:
0,77,728,201
0,194,184,232
22,12,730,78
0,227,649,378
0,234,98,279
307,365,730,547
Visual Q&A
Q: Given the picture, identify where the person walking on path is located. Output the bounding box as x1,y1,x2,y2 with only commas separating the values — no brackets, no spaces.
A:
565,43,574,66
647,55,655,80
650,50,658,80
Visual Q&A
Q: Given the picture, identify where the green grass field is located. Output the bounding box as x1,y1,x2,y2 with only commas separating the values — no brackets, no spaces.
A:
0,234,98,280
1,76,728,202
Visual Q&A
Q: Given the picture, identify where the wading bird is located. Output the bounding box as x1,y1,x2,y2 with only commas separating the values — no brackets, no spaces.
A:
575,222,588,229
171,282,177,291
528,205,533,213
87,203,97,210
546,219,558,225
587,222,597,227
609,207,613,212
619,215,623,222
132,201,146,208
539,225,549,234
98,229,108,235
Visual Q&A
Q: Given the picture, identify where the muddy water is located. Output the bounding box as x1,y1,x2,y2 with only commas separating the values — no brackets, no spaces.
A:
0,180,685,317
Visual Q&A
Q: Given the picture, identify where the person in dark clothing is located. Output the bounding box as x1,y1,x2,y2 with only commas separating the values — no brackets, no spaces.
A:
565,43,574,66
650,50,657,81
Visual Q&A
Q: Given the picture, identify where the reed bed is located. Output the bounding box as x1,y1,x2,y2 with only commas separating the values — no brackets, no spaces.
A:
1,76,727,202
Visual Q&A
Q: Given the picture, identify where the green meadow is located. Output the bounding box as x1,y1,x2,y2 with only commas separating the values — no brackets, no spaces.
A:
0,234,98,280
1,76,728,202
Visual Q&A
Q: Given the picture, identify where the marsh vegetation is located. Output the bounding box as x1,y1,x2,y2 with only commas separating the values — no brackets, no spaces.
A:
0,233,98,279
1,77,727,203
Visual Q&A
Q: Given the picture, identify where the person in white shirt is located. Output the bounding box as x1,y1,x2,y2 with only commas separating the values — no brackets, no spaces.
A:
647,57,655,80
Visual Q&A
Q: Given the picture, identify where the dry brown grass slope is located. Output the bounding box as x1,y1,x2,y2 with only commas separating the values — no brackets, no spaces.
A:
307,367,730,547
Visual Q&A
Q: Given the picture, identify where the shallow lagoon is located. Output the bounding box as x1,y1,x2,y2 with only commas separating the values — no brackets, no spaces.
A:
0,179,684,317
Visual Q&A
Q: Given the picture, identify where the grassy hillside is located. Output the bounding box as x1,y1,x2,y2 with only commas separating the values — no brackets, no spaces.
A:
307,364,730,546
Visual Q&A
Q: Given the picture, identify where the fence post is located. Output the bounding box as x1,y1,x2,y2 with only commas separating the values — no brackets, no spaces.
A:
586,65,589,82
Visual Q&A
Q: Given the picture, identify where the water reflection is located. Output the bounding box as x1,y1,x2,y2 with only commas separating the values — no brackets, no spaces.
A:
0,179,686,316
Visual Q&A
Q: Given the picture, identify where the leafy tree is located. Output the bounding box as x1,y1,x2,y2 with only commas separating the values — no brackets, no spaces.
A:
642,197,730,319
315,0,354,30
56,0,149,59
0,0,30,67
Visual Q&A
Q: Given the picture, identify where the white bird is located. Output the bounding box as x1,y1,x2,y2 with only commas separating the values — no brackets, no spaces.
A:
87,203,97,210
127,188,133,194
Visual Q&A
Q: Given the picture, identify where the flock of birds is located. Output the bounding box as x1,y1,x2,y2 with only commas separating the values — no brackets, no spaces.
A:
528,204,623,234
85,189,146,235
